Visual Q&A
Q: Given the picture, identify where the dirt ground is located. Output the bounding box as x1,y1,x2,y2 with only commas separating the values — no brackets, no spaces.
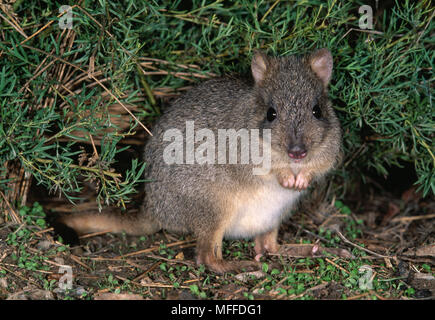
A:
0,179,434,300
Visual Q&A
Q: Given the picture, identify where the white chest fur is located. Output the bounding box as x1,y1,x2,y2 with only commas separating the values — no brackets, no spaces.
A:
224,179,302,239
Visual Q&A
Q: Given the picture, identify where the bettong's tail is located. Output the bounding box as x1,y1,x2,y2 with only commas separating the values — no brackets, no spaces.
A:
57,208,160,236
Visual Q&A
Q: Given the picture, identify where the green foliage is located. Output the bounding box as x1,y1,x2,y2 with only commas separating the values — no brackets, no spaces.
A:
0,0,433,211
6,202,52,272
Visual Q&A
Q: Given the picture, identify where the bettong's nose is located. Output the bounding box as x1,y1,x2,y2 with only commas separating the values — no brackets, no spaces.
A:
288,144,307,160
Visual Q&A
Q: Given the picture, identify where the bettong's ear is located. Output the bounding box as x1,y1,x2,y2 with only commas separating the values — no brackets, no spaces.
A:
251,50,269,84
308,48,333,87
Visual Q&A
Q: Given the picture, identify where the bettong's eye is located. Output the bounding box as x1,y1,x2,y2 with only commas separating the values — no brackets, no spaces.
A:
267,107,277,121
312,104,322,119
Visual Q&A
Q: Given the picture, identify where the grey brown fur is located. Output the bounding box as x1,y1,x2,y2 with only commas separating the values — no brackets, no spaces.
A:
61,49,342,273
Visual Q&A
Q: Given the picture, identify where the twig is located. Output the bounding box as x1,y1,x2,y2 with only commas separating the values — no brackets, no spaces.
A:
33,227,54,236
70,254,92,271
132,261,160,282
32,157,121,179
347,292,371,300
415,8,435,45
138,69,214,79
144,253,195,267
79,230,112,239
260,0,280,23
369,290,387,300
19,5,79,46
0,10,28,38
0,264,38,285
392,213,435,223
0,190,22,224
333,228,390,259
340,27,385,42
115,239,196,259
88,133,99,160
325,257,350,274
140,57,203,71
137,281,190,289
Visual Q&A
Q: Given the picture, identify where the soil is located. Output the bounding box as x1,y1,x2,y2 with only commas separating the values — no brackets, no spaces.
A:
0,177,433,300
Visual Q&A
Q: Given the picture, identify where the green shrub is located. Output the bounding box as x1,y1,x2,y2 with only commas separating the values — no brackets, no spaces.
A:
0,0,433,210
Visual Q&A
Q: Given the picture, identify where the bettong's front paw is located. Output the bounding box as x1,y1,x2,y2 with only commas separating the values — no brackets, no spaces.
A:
280,171,311,190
